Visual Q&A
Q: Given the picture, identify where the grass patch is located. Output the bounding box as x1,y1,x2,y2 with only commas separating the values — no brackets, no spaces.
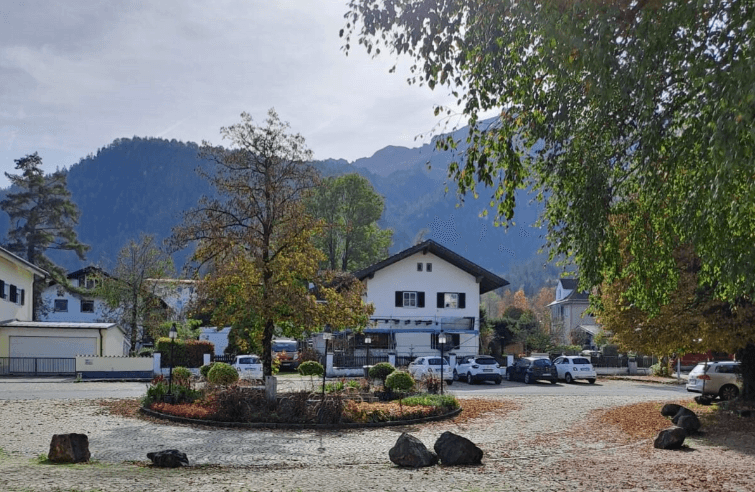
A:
401,394,459,409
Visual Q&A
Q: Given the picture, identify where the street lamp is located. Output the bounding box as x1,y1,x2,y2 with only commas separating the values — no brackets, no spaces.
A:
321,326,332,397
438,331,447,395
167,323,178,401
364,336,371,366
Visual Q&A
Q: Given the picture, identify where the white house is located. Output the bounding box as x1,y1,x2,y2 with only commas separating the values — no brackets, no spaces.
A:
548,278,599,347
40,266,114,323
352,240,508,359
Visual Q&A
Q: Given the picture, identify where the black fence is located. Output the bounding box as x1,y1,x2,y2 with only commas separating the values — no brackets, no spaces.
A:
0,357,76,376
590,355,658,368
333,354,389,368
211,354,236,365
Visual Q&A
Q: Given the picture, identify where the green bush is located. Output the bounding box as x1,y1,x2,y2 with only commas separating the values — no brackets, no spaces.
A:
385,370,415,393
207,362,239,386
172,367,192,387
368,362,395,385
601,344,620,357
298,360,324,377
402,394,459,409
155,338,214,368
200,362,216,378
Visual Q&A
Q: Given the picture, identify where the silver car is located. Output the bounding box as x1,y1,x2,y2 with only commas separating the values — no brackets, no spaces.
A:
686,361,741,400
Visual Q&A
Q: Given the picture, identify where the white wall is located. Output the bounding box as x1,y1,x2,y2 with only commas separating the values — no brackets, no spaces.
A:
40,285,115,323
0,255,35,322
199,327,230,356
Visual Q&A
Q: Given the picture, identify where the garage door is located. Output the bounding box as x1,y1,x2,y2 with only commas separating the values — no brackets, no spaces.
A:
9,336,97,357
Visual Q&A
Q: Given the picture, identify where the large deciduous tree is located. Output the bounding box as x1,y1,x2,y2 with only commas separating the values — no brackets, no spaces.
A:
1,152,89,318
97,233,175,353
171,110,373,376
306,173,392,271
343,0,755,397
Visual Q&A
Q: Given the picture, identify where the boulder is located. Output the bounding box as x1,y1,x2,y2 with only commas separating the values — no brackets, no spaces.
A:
48,433,90,463
389,433,438,468
673,408,701,433
660,403,683,417
433,431,483,465
147,449,189,468
653,426,687,449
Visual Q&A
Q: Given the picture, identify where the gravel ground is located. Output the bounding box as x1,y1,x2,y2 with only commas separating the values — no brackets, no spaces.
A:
0,388,753,492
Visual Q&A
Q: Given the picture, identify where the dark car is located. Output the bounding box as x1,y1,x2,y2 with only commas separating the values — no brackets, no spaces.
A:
505,357,558,384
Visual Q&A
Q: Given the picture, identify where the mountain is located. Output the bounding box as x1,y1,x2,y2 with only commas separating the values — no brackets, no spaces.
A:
0,129,556,293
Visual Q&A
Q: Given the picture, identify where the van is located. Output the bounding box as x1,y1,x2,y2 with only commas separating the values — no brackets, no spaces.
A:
272,339,300,370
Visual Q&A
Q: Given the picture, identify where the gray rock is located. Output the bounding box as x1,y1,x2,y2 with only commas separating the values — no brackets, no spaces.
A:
147,449,189,468
660,403,683,417
389,432,438,468
670,407,701,432
433,431,483,465
653,426,687,449
48,433,90,463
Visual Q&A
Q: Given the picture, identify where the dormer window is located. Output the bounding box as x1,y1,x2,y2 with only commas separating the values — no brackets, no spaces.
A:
417,262,423,272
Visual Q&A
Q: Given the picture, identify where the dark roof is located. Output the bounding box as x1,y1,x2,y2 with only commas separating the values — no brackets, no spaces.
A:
66,266,109,279
353,239,508,294
559,278,579,290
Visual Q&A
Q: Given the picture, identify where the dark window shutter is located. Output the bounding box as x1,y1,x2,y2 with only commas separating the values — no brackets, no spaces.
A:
0,280,4,299
437,292,444,308
395,291,403,307
459,293,466,309
9,285,17,303
418,292,425,308
20,289,24,306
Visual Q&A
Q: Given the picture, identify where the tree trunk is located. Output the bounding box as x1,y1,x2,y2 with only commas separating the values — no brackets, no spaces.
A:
737,343,755,401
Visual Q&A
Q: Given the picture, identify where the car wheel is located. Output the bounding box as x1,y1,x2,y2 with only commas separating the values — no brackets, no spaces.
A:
495,377,502,385
524,373,532,384
564,373,573,384
719,385,739,401
467,373,474,385
550,377,558,384
587,378,596,384
505,371,511,381
453,369,458,381
446,378,453,386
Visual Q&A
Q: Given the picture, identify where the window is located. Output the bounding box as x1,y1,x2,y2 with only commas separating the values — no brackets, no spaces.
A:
417,262,423,272
426,263,432,272
431,333,460,350
436,292,466,309
395,291,425,308
54,299,69,312
81,300,95,313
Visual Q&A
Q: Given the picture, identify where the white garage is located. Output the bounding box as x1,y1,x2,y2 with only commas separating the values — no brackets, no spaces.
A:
9,335,97,357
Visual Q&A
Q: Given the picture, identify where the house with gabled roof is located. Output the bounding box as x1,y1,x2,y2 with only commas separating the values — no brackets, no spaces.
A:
351,239,508,359
548,278,600,347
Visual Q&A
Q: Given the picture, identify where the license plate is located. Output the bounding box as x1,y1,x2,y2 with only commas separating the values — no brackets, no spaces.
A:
581,368,590,371
483,369,493,372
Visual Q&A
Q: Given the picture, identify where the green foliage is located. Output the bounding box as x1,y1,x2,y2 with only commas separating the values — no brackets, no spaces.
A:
368,362,395,384
297,360,324,377
305,173,393,271
199,362,215,378
155,338,214,368
385,370,415,393
207,362,239,386
171,367,192,387
155,319,203,340
401,394,459,410
324,380,346,393
142,375,168,406
601,345,620,357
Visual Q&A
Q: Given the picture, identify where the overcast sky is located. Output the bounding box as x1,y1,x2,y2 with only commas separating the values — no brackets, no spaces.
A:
0,0,466,188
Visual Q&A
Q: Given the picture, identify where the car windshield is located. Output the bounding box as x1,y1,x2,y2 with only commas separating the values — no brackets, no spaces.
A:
238,357,258,364
428,358,449,366
476,358,497,365
533,359,552,367
572,358,591,365
272,341,297,352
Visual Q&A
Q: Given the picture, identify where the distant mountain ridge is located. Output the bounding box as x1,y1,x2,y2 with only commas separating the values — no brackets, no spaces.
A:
0,127,559,295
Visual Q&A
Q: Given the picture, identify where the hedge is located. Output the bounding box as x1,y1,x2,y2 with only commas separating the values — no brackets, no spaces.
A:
157,338,215,368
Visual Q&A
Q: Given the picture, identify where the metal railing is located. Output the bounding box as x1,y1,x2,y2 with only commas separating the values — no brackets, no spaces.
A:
333,354,389,368
590,355,658,368
0,357,76,376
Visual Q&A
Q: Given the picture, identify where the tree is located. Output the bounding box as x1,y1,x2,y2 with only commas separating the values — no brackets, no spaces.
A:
343,1,755,397
306,174,393,271
1,152,89,318
171,109,374,377
97,234,175,353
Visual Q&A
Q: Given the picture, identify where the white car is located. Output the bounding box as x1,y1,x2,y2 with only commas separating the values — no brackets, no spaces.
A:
407,356,453,384
552,356,597,384
686,361,741,400
232,354,263,380
454,355,503,384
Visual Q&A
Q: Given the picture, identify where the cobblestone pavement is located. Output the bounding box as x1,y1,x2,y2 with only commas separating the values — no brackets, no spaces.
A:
0,381,747,492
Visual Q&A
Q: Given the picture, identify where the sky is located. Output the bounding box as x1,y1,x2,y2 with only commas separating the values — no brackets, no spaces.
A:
0,0,465,188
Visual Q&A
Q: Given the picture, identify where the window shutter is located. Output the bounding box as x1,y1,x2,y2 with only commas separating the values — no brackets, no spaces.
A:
417,292,425,308
9,285,17,303
459,293,466,309
20,289,24,306
0,280,4,299
395,291,403,307
437,293,444,308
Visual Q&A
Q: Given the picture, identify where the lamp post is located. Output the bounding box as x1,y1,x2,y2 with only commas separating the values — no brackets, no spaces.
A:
167,323,178,401
438,331,447,395
321,326,332,397
364,336,371,366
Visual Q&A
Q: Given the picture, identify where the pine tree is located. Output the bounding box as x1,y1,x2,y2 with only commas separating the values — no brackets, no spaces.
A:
1,153,89,318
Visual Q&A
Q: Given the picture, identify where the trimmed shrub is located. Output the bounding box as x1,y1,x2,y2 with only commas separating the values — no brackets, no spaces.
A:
207,362,239,386
385,370,415,393
298,360,324,377
368,362,395,386
172,367,192,387
155,338,215,368
200,362,216,378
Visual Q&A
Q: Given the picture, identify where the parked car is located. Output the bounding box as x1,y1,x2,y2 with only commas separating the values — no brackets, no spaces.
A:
552,356,597,384
505,357,558,384
454,355,503,384
686,360,742,400
232,354,263,380
407,356,453,385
